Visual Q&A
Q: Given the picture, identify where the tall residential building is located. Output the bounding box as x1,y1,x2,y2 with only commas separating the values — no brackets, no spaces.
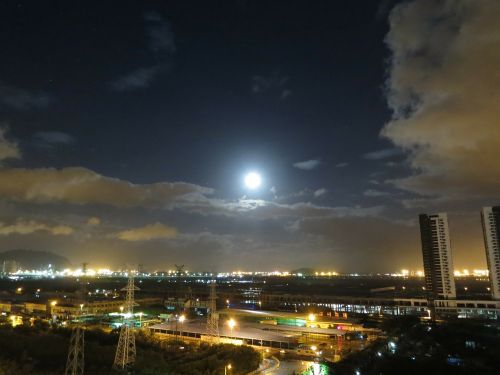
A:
481,207,500,300
419,213,456,299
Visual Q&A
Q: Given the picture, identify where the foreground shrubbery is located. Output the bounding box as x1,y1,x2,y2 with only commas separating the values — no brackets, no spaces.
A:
331,316,500,375
0,324,260,374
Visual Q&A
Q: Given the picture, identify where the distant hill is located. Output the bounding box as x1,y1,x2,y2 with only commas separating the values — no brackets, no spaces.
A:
0,249,70,271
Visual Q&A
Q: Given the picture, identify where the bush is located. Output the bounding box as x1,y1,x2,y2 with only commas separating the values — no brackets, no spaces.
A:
0,325,260,375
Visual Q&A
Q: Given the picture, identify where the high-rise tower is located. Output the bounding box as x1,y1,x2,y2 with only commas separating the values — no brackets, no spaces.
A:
419,213,456,299
113,272,139,371
481,207,500,300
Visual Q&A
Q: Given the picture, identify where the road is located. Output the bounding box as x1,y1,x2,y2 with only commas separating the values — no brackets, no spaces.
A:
266,360,314,375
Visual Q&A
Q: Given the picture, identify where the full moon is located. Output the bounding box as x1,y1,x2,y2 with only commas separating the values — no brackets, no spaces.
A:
244,172,262,189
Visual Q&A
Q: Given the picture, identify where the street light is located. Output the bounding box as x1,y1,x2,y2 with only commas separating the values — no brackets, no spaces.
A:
308,313,316,322
225,364,232,375
227,318,236,335
138,312,144,327
50,301,58,323
179,314,185,336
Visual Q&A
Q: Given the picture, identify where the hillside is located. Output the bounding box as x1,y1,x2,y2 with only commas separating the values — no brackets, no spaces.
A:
0,249,70,271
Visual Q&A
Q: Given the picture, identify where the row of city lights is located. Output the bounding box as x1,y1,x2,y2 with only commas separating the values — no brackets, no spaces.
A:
5,267,489,278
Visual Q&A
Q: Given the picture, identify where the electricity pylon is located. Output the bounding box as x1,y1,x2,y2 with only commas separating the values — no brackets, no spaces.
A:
65,263,87,375
65,324,84,375
113,272,139,372
205,279,219,342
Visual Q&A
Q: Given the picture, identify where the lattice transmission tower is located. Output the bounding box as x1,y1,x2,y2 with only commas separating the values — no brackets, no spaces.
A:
65,322,84,375
113,272,139,372
65,262,88,375
205,278,219,342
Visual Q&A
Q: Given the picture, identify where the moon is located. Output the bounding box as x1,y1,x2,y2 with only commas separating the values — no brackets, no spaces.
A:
244,172,262,189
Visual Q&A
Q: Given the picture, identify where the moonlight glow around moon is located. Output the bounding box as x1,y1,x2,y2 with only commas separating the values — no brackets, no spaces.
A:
244,172,262,189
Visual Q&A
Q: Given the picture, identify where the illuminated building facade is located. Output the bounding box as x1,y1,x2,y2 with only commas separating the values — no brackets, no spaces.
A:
419,213,456,299
481,207,500,300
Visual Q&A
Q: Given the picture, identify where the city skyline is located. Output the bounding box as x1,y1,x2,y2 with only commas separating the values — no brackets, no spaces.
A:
0,0,499,271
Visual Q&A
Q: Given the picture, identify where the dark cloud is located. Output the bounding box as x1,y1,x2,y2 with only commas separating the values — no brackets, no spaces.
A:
110,12,175,91
33,131,75,148
0,126,20,161
294,215,419,272
363,148,402,160
251,73,291,99
364,189,390,197
0,82,52,110
144,11,176,54
110,64,169,92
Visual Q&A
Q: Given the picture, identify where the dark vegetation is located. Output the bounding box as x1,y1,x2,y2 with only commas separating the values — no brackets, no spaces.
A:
331,316,500,374
0,323,260,374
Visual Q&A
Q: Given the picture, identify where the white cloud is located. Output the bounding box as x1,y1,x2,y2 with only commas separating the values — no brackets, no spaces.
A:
113,222,177,241
383,0,500,198
293,159,322,170
175,194,385,220
87,217,101,226
0,220,73,236
0,167,211,208
313,188,328,198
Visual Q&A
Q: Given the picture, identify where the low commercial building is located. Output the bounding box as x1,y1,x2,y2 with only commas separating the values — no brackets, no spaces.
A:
0,301,12,313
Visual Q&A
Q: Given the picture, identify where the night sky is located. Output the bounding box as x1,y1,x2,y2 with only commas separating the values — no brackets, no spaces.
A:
0,0,499,272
